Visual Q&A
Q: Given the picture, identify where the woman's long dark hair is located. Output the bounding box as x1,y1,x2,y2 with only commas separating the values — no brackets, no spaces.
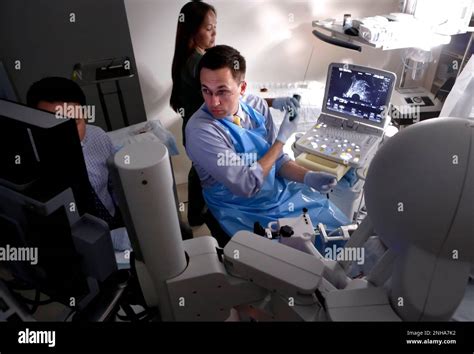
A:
170,1,216,112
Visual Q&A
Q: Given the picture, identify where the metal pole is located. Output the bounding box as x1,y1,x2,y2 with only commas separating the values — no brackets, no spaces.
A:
96,83,113,131
115,80,130,127
458,32,473,77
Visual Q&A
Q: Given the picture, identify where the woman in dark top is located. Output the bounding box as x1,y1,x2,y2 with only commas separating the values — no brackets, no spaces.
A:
170,1,217,226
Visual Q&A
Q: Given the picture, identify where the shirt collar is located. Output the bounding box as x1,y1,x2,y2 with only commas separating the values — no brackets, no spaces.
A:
224,101,246,123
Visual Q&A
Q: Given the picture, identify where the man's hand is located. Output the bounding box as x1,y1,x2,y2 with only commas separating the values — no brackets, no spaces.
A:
276,109,301,144
304,171,337,193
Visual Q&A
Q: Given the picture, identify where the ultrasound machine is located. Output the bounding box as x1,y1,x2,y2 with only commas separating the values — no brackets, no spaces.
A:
295,63,396,168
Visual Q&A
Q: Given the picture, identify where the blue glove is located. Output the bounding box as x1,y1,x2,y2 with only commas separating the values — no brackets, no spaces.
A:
272,96,301,113
304,171,337,193
276,109,300,143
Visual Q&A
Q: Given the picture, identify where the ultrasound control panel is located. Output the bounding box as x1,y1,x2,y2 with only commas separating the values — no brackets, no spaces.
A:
296,121,378,166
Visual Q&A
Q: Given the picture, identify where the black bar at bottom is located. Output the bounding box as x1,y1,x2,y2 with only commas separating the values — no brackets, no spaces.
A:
1,321,473,352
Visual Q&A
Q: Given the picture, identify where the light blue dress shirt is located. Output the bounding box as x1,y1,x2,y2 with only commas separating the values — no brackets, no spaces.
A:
81,124,116,216
185,94,290,197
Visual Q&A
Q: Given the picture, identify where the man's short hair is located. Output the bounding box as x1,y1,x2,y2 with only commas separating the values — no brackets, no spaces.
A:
198,45,246,82
26,77,86,108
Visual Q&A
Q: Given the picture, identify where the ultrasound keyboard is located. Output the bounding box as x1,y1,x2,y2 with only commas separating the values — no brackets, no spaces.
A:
296,122,378,166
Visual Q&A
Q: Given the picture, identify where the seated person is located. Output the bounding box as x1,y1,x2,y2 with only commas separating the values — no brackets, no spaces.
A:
185,45,349,246
27,77,194,247
26,77,132,250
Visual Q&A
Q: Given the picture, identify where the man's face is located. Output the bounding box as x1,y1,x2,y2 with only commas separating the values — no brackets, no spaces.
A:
200,67,246,119
37,100,86,141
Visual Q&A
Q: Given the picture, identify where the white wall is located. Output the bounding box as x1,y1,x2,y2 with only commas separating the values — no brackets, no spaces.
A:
124,0,405,184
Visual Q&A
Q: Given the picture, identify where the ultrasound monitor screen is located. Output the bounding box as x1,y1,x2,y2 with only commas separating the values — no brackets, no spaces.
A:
325,66,394,124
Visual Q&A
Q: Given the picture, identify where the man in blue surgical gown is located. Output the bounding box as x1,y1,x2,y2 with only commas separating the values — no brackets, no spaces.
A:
185,45,348,246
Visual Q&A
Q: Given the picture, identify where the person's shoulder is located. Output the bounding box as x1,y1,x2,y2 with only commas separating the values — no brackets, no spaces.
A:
188,50,202,63
242,93,264,103
242,93,269,116
242,93,268,108
185,106,226,142
86,124,107,135
186,105,213,129
187,50,202,66
85,124,112,144
184,50,203,78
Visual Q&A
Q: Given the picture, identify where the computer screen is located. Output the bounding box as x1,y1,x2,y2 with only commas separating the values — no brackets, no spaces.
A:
0,99,94,208
325,65,395,124
0,99,116,307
